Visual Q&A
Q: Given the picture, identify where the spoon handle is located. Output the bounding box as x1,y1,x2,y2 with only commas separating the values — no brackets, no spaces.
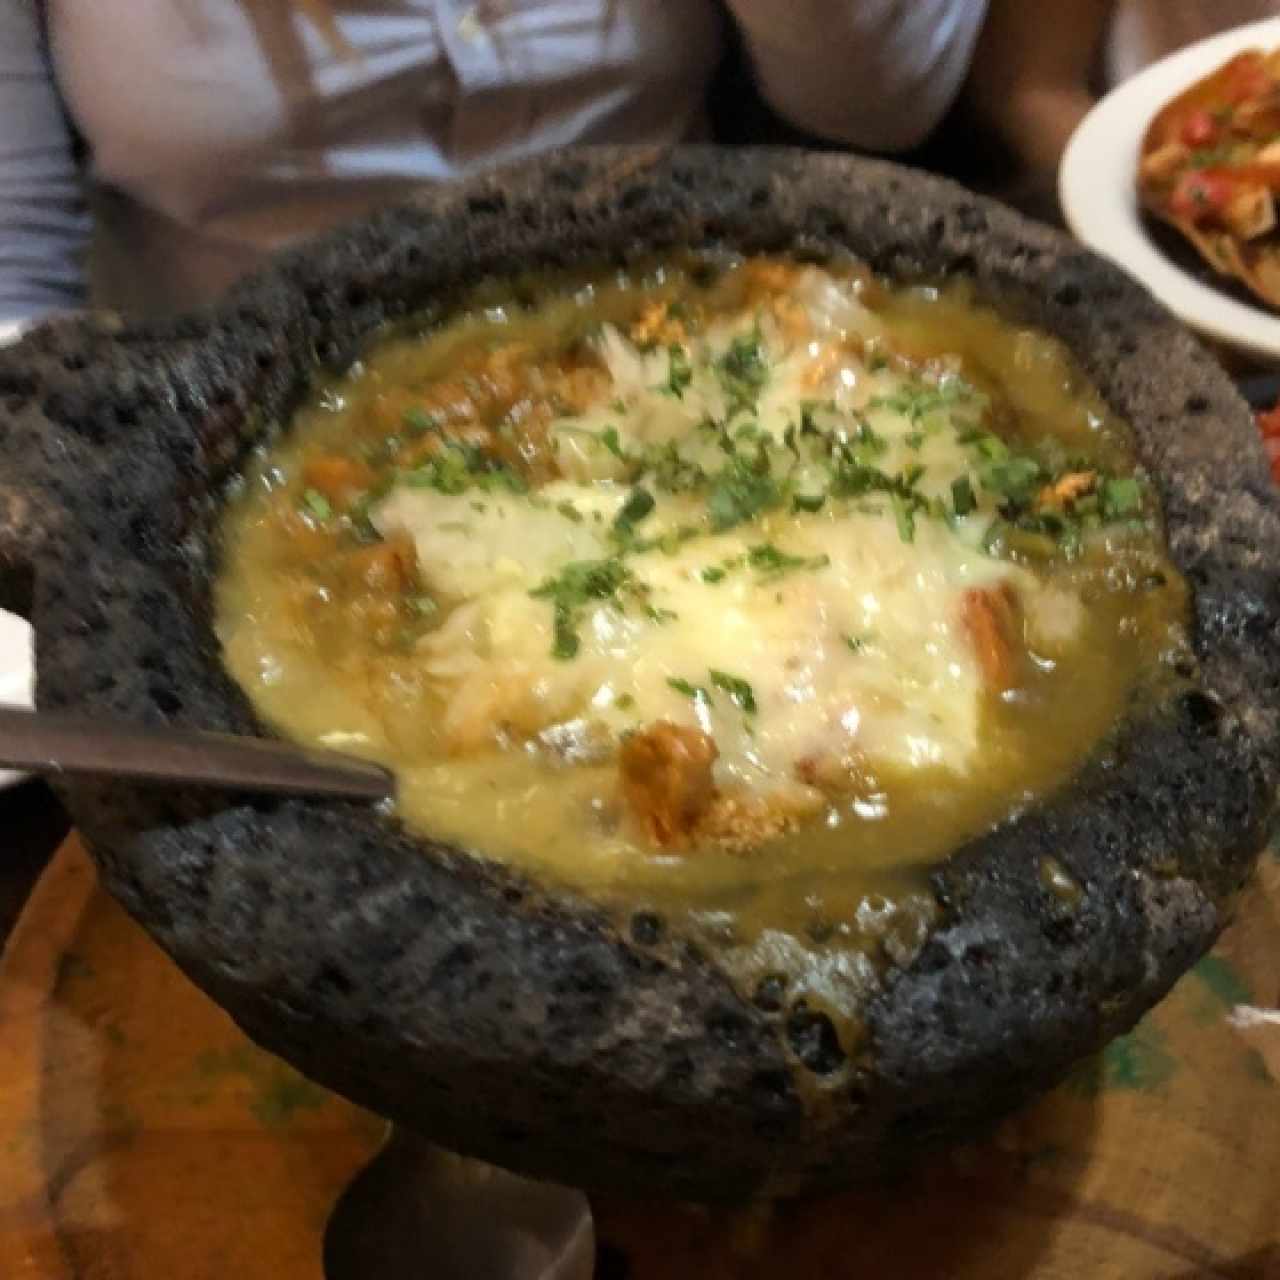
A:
0,705,393,801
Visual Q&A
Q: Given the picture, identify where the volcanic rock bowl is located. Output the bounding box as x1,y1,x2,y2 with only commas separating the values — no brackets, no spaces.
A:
2,147,1279,1201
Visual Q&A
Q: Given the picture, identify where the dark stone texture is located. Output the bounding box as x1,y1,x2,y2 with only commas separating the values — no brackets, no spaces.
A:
1,147,1277,1200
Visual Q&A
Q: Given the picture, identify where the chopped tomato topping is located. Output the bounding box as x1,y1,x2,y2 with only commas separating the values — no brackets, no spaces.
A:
1256,403,1280,485
1261,436,1280,486
1180,108,1218,147
1257,403,1280,439
1169,169,1235,221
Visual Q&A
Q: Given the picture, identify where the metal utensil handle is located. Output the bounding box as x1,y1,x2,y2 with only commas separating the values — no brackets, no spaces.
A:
0,705,393,801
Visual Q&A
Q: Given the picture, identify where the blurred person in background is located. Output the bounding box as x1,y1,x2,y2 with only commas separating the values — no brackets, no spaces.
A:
0,0,991,325
967,0,1280,207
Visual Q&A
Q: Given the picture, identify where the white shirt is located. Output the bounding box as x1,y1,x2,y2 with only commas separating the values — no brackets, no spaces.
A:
0,0,988,321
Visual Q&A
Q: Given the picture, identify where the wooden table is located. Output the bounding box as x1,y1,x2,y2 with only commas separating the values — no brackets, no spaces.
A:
4,797,1280,1277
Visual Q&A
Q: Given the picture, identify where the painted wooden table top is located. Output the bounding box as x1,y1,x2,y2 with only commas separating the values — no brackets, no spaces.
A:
2,835,1279,1279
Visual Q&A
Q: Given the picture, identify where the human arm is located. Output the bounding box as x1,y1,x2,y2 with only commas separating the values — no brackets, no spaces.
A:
964,0,1113,179
720,0,990,152
0,0,90,326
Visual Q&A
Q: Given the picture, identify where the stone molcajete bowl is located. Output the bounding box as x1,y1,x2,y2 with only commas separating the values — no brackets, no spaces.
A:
2,147,1279,1202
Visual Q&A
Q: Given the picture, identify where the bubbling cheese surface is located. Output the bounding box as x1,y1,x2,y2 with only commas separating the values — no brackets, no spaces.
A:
372,282,1034,814
375,426,1023,792
216,256,1188,950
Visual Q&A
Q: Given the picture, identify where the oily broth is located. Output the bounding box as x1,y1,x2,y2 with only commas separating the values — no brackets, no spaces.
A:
216,256,1189,1022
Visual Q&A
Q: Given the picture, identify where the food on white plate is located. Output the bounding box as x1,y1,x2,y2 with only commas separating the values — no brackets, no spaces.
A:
1138,47,1280,307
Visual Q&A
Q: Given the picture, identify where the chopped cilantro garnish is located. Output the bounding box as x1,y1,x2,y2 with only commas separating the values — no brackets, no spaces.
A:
843,633,871,653
408,594,438,619
301,489,332,521
977,454,1043,505
665,344,693,399
549,614,580,661
615,693,635,711
646,605,678,624
667,676,712,704
613,486,656,538
828,460,894,499
600,427,625,459
1187,143,1236,168
868,375,977,425
701,565,727,584
403,442,526,496
643,439,707,494
1099,475,1144,518
950,474,976,517
792,492,826,513
529,557,634,660
746,544,789,573
712,421,739,455
706,453,781,531
969,432,1009,461
709,669,757,715
747,543,830,576
1057,519,1084,559
891,491,916,543
557,501,584,523
716,326,769,416
799,401,829,436
403,408,439,436
652,525,699,556
348,473,396,526
847,418,889,460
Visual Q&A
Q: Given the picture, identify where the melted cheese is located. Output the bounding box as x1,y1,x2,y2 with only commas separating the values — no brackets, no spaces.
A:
372,274,1048,803
374,483,623,603
383,504,1026,782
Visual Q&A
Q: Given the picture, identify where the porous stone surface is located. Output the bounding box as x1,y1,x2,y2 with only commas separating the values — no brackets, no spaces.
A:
1,147,1277,1199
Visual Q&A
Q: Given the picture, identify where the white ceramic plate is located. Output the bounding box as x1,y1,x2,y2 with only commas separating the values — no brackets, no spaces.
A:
0,319,34,789
1060,15,1280,359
